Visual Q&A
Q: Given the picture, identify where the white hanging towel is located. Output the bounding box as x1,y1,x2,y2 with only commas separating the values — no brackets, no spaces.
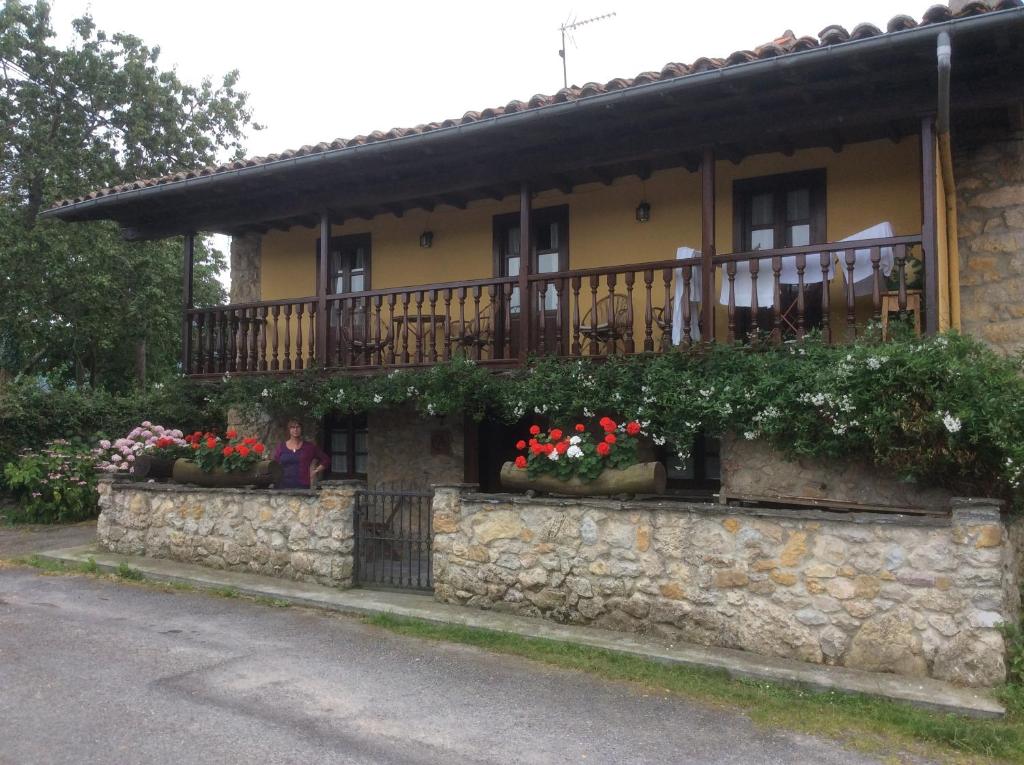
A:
719,259,777,308
672,246,702,344
835,221,895,295
778,251,836,285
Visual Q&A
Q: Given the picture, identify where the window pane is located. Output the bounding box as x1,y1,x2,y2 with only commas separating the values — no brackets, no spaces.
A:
506,256,520,277
788,224,810,247
354,431,367,452
751,228,774,250
331,454,348,473
538,252,558,274
331,431,349,451
543,284,558,311
352,247,366,269
787,189,810,221
354,454,367,474
536,222,558,252
350,274,364,292
751,193,774,226
507,228,520,257
510,286,520,314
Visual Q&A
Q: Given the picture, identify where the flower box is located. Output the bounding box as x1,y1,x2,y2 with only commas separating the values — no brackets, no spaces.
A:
171,458,282,488
131,454,176,481
499,460,666,496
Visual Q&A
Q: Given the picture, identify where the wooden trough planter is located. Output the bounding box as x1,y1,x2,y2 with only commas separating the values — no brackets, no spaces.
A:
171,459,282,489
499,461,666,497
131,454,176,481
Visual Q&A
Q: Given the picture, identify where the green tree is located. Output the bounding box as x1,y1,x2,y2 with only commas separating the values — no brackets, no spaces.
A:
0,1,259,389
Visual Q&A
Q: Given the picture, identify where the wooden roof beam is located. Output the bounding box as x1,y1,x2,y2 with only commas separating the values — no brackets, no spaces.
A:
440,194,467,210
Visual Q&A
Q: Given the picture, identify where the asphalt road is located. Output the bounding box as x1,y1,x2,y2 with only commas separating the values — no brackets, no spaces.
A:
0,520,96,558
0,567,915,765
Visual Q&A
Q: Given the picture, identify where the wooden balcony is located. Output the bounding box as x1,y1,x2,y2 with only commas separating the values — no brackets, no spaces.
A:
183,235,926,377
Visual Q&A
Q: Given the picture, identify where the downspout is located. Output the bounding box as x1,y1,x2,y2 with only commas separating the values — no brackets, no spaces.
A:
936,31,961,331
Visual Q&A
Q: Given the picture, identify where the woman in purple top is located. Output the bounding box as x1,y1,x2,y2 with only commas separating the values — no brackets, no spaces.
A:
273,419,330,489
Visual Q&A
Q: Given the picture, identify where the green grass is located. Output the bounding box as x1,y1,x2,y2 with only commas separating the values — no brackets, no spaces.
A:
114,562,145,581
367,614,1024,764
210,586,240,599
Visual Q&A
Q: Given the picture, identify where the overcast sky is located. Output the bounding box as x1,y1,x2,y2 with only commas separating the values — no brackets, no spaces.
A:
49,0,924,287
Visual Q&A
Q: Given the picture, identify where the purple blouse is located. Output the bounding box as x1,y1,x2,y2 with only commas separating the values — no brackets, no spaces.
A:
273,441,330,489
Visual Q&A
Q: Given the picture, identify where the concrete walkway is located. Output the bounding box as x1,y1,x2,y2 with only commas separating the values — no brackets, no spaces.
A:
39,544,1004,720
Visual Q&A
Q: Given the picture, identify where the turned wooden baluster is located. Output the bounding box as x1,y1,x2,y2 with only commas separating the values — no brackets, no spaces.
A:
249,307,260,371
204,310,215,373
571,276,582,356
191,313,202,375
503,283,513,359
537,279,549,356
623,272,635,354
282,304,292,371
471,286,482,361
845,250,857,341
643,269,654,352
589,274,600,355
681,266,692,347
270,305,280,371
485,285,496,359
307,302,317,366
238,308,250,371
820,252,832,344
383,295,395,365
227,309,238,373
427,290,438,363
796,255,807,339
346,297,358,367
258,306,268,371
870,247,882,324
455,287,466,359
373,295,384,367
896,244,908,313
554,278,566,355
772,256,782,345
414,291,424,364
400,292,411,364
294,302,305,370
604,273,617,356
444,288,453,361
661,269,672,352
749,258,760,343
726,262,737,343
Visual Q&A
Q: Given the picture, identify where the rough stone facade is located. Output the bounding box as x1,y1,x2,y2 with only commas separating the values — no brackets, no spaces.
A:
229,232,262,304
97,478,359,587
721,436,952,511
955,126,1024,354
367,406,465,489
434,488,1015,687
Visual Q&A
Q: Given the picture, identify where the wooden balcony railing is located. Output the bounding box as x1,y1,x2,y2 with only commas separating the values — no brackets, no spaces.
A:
183,234,926,376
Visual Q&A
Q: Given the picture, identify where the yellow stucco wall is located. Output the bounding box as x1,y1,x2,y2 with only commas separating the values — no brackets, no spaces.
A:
257,137,924,338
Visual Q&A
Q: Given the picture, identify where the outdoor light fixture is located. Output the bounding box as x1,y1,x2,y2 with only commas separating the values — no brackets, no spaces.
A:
419,230,434,248
635,200,651,223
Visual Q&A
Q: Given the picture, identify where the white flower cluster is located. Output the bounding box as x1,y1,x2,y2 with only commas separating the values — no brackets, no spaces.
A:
1006,456,1023,489
941,411,962,434
373,393,383,404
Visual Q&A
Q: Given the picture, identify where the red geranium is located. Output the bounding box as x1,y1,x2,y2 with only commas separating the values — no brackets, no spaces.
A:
626,421,641,436
222,445,234,457
226,429,238,439
549,428,563,442
237,445,251,458
599,417,617,433
575,423,585,432
516,440,527,451
543,443,555,455
530,443,544,456
529,424,541,436
243,437,257,446
205,437,217,449
253,443,265,455
596,442,611,457
514,455,527,469
191,443,200,450
604,433,617,444
555,441,569,455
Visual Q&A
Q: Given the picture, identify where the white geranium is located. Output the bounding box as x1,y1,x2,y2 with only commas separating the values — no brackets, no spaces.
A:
548,449,560,462
261,388,270,398
942,412,962,434
569,435,582,445
373,393,383,404
567,445,584,459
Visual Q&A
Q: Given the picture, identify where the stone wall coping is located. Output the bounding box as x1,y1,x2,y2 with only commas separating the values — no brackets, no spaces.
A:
951,496,1006,510
318,479,366,488
107,481,317,497
460,492,951,528
432,483,480,490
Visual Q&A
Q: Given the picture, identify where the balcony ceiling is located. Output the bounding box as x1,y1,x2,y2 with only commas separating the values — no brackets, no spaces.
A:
39,5,1024,241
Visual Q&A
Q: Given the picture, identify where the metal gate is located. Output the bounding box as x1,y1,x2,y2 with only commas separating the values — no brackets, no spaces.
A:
354,485,433,590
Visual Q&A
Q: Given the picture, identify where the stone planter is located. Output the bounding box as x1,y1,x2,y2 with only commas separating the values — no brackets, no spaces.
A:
131,454,176,481
720,435,952,512
499,461,666,496
171,458,281,488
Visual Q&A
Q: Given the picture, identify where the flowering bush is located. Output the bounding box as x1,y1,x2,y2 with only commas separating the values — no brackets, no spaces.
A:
513,417,643,482
94,422,188,473
2,440,98,523
187,429,267,473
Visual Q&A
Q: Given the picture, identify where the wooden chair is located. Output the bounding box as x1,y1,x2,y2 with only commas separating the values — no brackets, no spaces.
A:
449,304,494,355
342,307,393,363
579,293,631,353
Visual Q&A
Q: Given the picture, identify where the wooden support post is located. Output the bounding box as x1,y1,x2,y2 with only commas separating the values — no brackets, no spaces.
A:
519,181,532,362
181,232,195,373
317,211,331,366
700,148,716,341
921,116,939,336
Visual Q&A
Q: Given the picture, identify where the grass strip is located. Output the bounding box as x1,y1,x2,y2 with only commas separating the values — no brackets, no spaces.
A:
367,613,1024,764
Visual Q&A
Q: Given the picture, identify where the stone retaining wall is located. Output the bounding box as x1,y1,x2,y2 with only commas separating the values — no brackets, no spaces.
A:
433,487,1016,687
97,478,359,587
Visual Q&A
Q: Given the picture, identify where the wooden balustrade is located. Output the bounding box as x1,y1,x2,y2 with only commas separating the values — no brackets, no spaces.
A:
183,235,926,376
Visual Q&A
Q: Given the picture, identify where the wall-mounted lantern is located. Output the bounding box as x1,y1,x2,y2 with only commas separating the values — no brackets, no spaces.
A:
419,230,434,248
635,200,651,223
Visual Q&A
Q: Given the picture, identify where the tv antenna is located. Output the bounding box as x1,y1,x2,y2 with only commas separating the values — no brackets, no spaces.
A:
559,12,616,89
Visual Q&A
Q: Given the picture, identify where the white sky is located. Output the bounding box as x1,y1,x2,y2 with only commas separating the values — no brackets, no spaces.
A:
49,0,922,289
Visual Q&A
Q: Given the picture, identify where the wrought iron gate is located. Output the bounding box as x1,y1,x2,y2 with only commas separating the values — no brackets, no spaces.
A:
354,485,433,590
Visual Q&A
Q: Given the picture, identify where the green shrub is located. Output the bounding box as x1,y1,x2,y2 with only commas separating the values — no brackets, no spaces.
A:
2,440,99,523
